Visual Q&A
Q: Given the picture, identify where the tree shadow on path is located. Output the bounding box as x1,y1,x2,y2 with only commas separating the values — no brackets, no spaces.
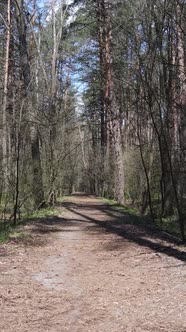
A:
60,200,186,264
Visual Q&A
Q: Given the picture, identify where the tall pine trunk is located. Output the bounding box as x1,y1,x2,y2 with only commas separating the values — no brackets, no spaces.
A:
16,0,44,208
176,2,186,240
96,0,125,204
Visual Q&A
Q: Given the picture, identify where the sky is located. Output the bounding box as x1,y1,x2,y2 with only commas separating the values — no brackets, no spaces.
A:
36,0,74,23
38,0,73,8
33,0,84,107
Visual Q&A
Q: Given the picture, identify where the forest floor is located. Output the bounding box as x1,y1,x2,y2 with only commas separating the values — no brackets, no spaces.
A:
0,193,186,332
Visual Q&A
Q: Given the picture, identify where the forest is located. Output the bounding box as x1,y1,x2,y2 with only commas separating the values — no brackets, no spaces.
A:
0,0,186,241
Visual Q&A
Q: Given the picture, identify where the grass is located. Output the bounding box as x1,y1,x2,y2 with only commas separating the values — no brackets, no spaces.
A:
158,217,182,237
0,206,59,244
102,197,155,229
102,198,139,215
0,229,10,243
57,196,71,203
25,207,58,220
102,197,183,239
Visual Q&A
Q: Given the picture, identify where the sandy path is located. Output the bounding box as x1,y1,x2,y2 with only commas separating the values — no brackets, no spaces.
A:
0,194,186,331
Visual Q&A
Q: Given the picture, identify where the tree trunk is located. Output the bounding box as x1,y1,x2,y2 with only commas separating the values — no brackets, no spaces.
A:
2,0,11,193
176,2,186,241
96,0,125,204
15,0,44,208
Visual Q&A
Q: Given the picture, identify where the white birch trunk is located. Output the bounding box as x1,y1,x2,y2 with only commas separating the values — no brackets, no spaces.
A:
2,0,11,192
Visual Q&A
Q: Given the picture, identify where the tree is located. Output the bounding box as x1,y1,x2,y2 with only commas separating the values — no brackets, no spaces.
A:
0,0,185,240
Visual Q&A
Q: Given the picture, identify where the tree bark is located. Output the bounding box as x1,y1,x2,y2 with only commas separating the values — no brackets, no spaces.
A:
15,0,44,208
2,0,11,193
96,0,124,204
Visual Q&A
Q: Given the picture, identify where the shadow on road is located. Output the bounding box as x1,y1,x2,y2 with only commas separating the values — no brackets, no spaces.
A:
19,195,186,262
58,199,186,263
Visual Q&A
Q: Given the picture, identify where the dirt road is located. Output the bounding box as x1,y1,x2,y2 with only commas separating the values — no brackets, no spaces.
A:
0,194,186,331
